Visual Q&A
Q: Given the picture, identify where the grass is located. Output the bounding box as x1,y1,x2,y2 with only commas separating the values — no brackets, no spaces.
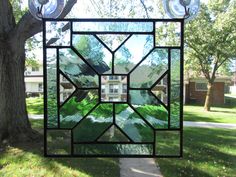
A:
184,105,236,123
0,119,120,177
157,127,236,177
26,97,44,115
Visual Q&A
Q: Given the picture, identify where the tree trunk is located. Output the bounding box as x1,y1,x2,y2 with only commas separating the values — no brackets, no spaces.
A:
204,82,214,111
0,42,38,142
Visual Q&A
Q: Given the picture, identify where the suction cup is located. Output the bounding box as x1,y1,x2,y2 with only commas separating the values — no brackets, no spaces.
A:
28,0,65,20
163,0,200,21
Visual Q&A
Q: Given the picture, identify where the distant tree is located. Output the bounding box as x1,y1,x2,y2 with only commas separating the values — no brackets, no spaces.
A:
185,0,236,111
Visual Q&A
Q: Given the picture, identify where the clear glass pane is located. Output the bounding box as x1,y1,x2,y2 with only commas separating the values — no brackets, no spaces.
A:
101,75,127,102
73,35,112,74
151,73,168,107
73,104,113,142
155,131,180,156
47,130,71,155
74,144,153,155
130,49,168,88
115,104,153,142
98,125,130,142
155,22,181,46
97,34,130,51
73,22,153,32
60,90,99,128
46,48,58,128
46,21,70,46
60,74,76,105
170,49,181,128
114,35,153,74
130,90,168,129
59,48,99,88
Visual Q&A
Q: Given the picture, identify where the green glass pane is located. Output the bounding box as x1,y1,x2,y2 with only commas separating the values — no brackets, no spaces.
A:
98,125,130,142
155,131,180,156
73,22,153,32
59,48,99,88
60,90,98,128
130,90,168,129
170,49,181,128
46,48,58,128
115,104,153,142
130,49,168,88
114,35,153,74
74,144,153,155
73,104,113,142
47,130,71,155
60,74,76,105
73,35,112,74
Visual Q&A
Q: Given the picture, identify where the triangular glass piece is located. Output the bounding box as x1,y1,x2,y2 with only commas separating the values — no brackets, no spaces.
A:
97,34,129,51
151,73,168,106
60,74,76,105
98,125,130,142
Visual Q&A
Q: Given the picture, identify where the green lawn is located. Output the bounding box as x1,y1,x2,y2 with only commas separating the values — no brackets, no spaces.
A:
0,119,119,177
184,105,236,123
26,97,44,115
157,127,236,177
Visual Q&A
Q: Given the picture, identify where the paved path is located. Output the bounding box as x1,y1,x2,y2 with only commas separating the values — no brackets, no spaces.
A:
184,121,236,129
28,114,43,119
120,158,163,177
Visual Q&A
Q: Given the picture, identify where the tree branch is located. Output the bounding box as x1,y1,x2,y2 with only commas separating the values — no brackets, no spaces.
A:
139,0,150,18
11,0,77,42
0,0,15,34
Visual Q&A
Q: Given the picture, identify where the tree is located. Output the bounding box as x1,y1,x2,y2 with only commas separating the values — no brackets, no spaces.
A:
0,0,77,142
185,0,236,111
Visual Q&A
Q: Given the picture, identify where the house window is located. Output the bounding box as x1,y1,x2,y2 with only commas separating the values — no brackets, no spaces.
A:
38,83,43,92
122,84,127,93
109,84,119,93
101,85,105,93
32,67,39,72
109,76,119,80
195,82,208,91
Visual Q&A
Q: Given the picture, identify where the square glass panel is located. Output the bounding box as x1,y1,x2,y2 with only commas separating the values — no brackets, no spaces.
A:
44,19,183,157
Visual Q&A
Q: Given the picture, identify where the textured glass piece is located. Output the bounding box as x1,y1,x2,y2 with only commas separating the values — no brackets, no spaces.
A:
155,22,181,46
46,48,58,128
74,144,153,155
114,35,153,74
151,73,168,107
156,131,180,156
101,75,127,102
59,48,99,88
47,130,71,155
115,104,153,142
98,125,130,142
130,90,168,129
60,74,76,105
163,0,200,21
170,49,181,128
46,21,70,46
73,22,153,32
29,0,65,21
60,90,98,128
97,34,130,51
130,49,168,88
73,35,112,74
73,104,113,142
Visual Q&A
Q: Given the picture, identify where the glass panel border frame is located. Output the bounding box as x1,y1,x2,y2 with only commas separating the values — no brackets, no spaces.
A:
43,18,184,158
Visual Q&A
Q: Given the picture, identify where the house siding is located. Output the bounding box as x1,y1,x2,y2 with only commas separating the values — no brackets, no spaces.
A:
185,82,225,105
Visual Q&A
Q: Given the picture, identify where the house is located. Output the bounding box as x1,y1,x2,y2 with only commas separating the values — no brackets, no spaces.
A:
184,77,231,105
25,64,43,97
101,75,127,102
